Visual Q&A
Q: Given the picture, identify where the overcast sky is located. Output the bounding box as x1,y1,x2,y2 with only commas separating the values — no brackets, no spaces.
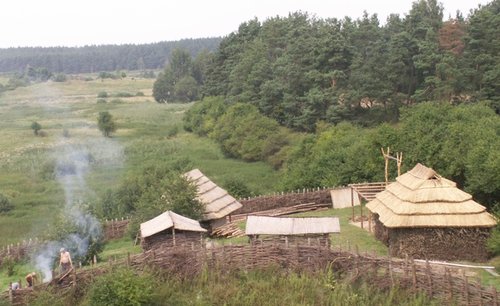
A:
0,0,491,48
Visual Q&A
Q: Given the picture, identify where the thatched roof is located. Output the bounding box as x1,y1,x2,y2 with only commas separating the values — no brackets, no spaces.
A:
366,163,496,228
140,211,207,238
184,169,243,221
245,216,341,235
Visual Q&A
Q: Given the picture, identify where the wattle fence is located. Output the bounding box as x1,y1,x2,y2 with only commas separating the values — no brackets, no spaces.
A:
4,243,499,306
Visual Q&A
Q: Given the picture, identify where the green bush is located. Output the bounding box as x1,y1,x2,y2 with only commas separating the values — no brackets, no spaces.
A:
85,267,154,306
166,126,179,138
110,98,124,104
52,73,67,82
96,98,107,104
135,91,145,96
97,91,108,98
2,256,15,276
28,289,67,306
224,178,253,198
0,193,13,213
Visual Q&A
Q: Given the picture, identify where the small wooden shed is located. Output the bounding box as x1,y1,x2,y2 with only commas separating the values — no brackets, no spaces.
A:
184,169,243,230
366,163,496,261
140,211,207,251
245,215,340,247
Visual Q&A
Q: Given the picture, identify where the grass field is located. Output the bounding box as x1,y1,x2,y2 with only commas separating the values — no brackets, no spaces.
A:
0,76,279,246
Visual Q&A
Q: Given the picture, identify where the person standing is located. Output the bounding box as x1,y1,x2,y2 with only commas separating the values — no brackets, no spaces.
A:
25,272,36,287
59,248,73,273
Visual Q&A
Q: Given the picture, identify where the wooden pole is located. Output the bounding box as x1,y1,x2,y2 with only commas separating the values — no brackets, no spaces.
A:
172,228,176,246
351,187,355,221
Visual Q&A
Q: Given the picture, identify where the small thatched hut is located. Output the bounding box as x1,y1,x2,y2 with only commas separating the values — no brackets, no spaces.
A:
184,169,243,230
245,215,340,247
140,211,207,251
366,163,496,261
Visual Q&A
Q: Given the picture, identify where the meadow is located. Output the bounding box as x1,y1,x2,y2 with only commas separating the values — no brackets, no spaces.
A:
0,75,279,246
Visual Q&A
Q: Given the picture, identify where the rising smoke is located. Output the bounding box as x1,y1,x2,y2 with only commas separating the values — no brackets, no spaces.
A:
32,137,123,282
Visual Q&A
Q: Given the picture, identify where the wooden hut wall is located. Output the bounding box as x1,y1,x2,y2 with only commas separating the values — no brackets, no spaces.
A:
142,230,204,251
387,227,491,262
250,234,330,248
373,214,389,246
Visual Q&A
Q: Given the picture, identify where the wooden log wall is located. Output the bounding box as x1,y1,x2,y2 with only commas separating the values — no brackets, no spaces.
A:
236,188,333,215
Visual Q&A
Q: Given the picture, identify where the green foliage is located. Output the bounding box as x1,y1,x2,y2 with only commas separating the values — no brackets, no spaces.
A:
44,211,104,265
223,178,253,199
97,111,117,137
213,103,291,162
0,193,13,214
27,289,67,306
31,121,42,136
52,73,67,82
1,257,15,276
85,268,154,306
183,96,227,135
153,48,202,103
166,125,179,138
135,91,145,96
96,98,107,104
97,91,108,98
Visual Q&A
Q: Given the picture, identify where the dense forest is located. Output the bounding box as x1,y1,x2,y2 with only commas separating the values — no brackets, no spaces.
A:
0,37,221,74
181,0,500,207
200,0,499,131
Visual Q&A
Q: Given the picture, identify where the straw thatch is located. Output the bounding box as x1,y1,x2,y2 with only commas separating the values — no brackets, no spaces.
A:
184,169,243,221
140,210,207,239
366,163,496,261
245,216,340,235
140,211,206,251
366,163,496,228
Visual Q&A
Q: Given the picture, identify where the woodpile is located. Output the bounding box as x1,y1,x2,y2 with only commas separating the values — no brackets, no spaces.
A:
211,222,245,238
236,188,331,214
388,227,492,262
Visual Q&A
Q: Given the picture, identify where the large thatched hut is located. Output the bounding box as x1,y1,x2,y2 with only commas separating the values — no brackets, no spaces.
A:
366,163,496,261
245,215,340,247
184,169,243,230
140,211,207,251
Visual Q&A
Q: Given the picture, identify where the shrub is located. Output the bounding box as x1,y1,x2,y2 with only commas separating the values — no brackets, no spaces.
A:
97,91,108,98
85,267,154,306
166,126,179,138
0,193,13,213
2,257,15,276
62,129,70,138
52,73,67,82
224,178,253,198
110,98,124,104
135,91,145,96
96,98,107,104
31,121,42,136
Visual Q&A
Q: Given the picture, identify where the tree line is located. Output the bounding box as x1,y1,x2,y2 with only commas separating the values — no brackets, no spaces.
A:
184,97,500,207
0,37,221,74
197,0,499,131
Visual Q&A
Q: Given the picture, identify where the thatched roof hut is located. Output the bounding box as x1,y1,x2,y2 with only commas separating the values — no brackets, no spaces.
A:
366,163,496,261
184,169,243,229
140,211,207,251
245,216,340,247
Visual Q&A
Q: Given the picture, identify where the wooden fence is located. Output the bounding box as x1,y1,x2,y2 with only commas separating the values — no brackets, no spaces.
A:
236,187,334,214
103,218,129,241
4,243,499,306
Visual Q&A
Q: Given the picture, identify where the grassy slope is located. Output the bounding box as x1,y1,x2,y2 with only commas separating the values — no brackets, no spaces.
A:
0,75,279,246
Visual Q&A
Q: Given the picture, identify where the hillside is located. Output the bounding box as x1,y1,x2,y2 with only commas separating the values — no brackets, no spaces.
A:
0,75,279,245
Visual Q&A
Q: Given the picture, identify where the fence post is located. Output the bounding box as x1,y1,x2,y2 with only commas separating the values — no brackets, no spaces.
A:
426,259,433,297
492,286,498,306
411,259,417,293
388,254,394,287
445,268,452,304
463,270,469,305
